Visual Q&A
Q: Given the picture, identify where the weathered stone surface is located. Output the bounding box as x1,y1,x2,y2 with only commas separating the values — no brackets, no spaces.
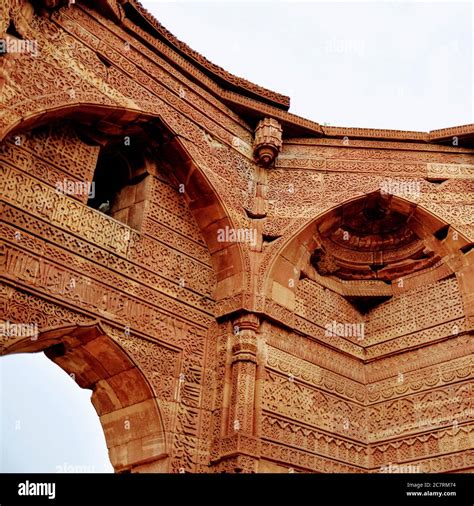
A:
0,0,473,474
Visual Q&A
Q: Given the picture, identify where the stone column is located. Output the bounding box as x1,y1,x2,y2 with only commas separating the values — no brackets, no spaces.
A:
228,313,259,435
211,313,262,472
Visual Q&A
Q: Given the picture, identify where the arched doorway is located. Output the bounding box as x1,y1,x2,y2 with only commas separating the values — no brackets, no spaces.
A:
0,323,169,473
1,352,114,473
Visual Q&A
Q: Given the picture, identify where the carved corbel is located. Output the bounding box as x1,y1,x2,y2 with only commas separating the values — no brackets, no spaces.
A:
253,117,282,167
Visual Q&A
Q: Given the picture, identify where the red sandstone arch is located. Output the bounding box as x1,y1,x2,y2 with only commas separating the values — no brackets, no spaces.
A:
0,322,168,473
1,103,245,303
265,192,474,314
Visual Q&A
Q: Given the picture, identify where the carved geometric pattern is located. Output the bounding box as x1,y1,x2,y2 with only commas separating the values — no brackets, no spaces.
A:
1,1,473,475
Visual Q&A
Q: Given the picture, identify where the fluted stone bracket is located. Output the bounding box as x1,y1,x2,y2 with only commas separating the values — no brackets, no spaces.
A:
253,118,283,167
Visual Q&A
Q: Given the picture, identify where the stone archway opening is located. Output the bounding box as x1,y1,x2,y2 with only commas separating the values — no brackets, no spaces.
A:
0,323,169,473
0,351,114,473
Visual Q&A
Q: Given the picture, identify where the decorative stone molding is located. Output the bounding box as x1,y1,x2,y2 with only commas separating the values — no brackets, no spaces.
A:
253,118,283,167
231,312,260,362
1,0,473,475
211,434,261,461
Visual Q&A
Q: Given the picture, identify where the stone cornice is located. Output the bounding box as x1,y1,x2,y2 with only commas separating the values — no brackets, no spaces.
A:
127,0,291,110
124,2,473,145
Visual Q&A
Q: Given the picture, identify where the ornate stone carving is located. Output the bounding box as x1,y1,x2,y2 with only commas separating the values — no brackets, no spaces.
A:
254,118,283,167
0,0,473,475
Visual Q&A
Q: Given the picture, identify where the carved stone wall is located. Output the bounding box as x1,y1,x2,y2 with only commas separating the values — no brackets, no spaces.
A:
0,117,217,472
1,0,473,474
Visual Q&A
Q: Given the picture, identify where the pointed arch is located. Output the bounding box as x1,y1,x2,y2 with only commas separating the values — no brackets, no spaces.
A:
1,102,245,304
1,322,168,473
265,192,473,313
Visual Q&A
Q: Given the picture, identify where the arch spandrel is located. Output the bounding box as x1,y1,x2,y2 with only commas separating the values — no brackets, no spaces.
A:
1,3,253,306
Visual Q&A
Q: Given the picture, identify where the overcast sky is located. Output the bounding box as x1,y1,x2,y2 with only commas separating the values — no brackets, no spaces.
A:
148,0,473,131
1,0,472,474
0,353,113,473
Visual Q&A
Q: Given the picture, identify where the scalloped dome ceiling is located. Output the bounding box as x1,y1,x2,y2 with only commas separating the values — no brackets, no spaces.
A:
311,192,441,282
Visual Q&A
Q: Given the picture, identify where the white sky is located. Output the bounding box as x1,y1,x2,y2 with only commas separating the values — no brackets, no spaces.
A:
1,0,472,473
146,0,473,131
0,353,113,473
